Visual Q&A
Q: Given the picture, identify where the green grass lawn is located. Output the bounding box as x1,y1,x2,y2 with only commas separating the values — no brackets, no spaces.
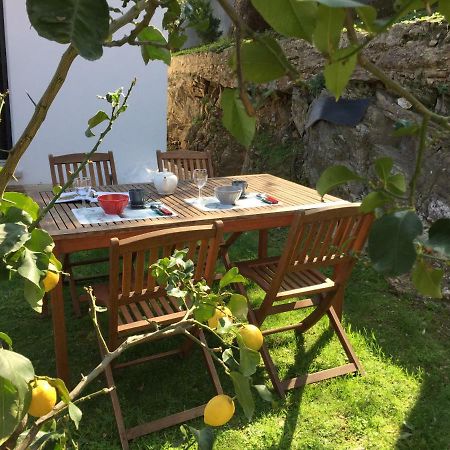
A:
1,231,449,449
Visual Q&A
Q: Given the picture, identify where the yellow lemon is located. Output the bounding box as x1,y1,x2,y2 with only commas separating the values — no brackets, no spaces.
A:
207,306,232,329
239,324,264,351
42,270,60,293
28,379,57,417
204,394,235,426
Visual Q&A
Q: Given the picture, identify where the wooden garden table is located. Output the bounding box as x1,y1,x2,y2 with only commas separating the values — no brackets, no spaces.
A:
28,174,346,383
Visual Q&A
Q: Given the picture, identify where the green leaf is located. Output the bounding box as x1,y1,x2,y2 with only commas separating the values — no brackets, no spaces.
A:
357,5,378,32
368,210,422,276
139,26,171,66
238,341,260,377
229,371,255,420
374,157,393,183
68,402,82,429
440,0,450,22
49,253,62,272
221,89,256,148
1,192,40,220
313,4,345,55
324,46,357,99
0,207,33,226
228,294,248,320
386,173,407,195
25,229,54,254
412,259,443,298
23,278,45,312
18,248,41,287
88,110,109,129
253,384,273,402
47,378,70,404
85,110,109,137
250,0,318,41
0,377,22,445
26,0,110,60
0,332,12,350
219,267,246,289
234,37,287,83
168,31,187,50
0,223,29,259
316,165,363,197
360,191,390,213
427,218,450,257
0,349,34,443
222,349,240,371
187,426,216,450
28,431,64,450
194,302,216,323
216,316,234,335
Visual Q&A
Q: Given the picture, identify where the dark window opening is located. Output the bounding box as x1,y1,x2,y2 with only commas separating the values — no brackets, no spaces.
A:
0,0,12,160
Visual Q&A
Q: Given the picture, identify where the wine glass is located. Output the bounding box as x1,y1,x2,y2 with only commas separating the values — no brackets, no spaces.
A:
193,169,208,204
74,177,91,206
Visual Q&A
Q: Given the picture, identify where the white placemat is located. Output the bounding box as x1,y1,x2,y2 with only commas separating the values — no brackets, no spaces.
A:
72,204,177,225
184,192,281,211
185,193,349,213
55,191,127,204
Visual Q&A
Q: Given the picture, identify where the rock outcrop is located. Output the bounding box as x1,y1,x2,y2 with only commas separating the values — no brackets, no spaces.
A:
168,17,450,220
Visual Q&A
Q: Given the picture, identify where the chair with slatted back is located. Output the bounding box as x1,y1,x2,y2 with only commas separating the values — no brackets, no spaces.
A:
235,204,374,397
156,150,214,180
48,152,118,316
90,221,224,450
48,151,118,187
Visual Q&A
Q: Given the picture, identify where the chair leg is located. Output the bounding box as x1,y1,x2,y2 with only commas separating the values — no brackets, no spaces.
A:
97,339,129,450
327,306,365,375
248,310,285,397
296,292,335,334
104,362,130,450
101,328,224,448
250,301,364,397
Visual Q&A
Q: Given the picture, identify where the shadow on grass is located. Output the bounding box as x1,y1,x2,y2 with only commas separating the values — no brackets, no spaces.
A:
344,264,450,449
268,327,335,450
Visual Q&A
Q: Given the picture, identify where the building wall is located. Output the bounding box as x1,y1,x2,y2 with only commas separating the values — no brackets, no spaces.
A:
3,1,168,185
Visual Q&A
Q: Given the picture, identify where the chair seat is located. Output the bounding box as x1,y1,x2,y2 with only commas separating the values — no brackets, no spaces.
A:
88,284,186,336
237,257,335,298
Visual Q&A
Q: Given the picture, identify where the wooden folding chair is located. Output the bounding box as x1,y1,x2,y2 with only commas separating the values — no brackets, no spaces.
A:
236,204,374,397
48,151,118,186
156,150,214,180
90,221,224,450
48,152,118,316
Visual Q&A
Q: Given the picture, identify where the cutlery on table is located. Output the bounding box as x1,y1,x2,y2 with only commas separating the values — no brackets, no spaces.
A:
257,193,279,204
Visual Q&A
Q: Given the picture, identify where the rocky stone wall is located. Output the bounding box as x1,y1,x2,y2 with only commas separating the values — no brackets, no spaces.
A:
168,18,450,220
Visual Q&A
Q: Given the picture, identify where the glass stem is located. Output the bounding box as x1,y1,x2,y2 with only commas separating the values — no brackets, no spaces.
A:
198,188,202,202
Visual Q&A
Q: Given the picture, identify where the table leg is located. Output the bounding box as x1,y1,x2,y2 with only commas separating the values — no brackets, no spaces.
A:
51,256,69,384
258,229,268,259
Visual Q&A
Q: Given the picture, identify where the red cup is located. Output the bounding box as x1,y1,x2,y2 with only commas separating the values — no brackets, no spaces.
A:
98,194,129,215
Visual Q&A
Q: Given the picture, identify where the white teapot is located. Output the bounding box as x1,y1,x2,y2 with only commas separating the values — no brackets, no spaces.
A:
153,170,178,195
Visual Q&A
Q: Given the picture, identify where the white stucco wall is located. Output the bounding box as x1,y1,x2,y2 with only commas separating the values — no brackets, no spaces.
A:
3,1,167,185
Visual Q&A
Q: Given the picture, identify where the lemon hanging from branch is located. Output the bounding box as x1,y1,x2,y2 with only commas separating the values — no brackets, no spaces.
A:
239,324,264,351
42,264,60,293
204,394,235,426
28,379,57,417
